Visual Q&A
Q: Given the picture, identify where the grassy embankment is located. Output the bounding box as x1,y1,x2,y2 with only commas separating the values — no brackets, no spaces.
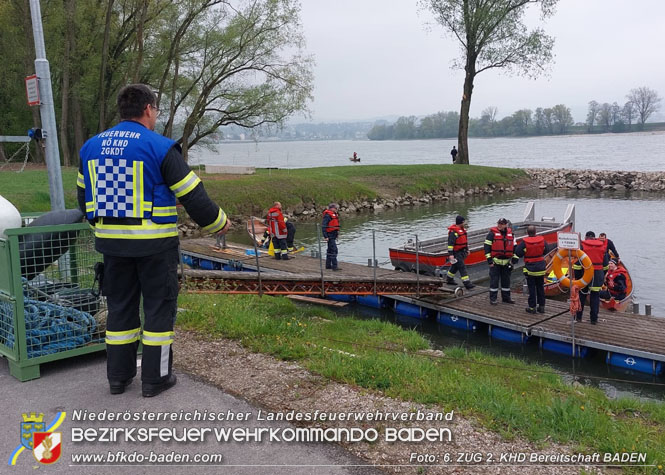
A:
0,164,527,215
178,293,665,470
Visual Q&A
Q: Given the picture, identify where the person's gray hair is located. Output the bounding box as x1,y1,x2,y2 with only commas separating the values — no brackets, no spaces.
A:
328,203,339,209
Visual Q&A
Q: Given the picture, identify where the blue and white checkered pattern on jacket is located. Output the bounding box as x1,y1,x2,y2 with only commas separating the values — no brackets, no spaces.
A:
95,158,134,217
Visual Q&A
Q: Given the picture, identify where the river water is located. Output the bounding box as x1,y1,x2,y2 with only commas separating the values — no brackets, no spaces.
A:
219,134,665,399
191,132,665,171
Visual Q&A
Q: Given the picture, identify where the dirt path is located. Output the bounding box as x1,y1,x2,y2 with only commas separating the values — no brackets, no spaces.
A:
175,331,601,474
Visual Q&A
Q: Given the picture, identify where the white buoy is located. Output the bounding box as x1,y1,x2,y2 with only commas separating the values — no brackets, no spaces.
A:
0,194,21,238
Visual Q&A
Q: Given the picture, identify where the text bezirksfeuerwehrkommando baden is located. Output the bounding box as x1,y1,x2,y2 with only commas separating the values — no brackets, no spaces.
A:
71,409,448,423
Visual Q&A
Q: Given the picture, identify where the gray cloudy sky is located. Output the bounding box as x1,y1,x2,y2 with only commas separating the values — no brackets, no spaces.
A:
299,0,665,123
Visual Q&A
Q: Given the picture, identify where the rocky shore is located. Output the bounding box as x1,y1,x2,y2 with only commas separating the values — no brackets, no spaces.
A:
525,168,665,191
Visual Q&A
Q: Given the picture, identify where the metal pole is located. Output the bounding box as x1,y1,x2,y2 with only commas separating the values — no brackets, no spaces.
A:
372,230,377,295
317,223,325,297
415,234,420,298
29,0,65,211
568,249,575,358
645,304,652,316
250,219,263,296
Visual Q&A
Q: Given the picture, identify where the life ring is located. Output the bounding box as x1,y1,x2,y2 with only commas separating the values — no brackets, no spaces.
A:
551,249,593,289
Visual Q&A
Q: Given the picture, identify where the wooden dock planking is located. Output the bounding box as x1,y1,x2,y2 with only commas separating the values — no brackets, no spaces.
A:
434,292,665,361
181,238,443,284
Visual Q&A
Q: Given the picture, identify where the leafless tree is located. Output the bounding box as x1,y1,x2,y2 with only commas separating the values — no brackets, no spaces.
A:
627,86,662,129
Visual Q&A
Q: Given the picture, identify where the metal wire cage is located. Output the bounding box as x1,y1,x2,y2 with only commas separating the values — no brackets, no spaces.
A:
0,216,106,381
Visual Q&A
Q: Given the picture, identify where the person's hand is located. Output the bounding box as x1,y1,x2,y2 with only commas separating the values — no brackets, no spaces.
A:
507,264,513,272
217,220,231,236
448,256,457,265
324,237,328,241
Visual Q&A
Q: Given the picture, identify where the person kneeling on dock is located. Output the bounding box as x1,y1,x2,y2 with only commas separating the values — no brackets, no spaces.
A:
446,215,475,289
267,201,289,260
322,203,341,271
484,218,516,305
513,225,556,314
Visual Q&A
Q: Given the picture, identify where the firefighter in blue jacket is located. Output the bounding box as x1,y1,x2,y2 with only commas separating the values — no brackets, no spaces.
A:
77,84,229,397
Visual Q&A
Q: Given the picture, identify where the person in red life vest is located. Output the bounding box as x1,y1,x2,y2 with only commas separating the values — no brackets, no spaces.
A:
446,215,475,289
600,259,627,301
267,201,289,260
512,225,556,314
575,231,609,324
483,217,516,305
322,203,341,270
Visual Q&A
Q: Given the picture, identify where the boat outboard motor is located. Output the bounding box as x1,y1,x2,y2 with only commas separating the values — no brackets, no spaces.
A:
19,209,84,280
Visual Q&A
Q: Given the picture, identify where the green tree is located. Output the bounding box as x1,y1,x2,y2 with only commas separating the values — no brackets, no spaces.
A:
511,109,532,135
551,104,572,134
393,116,417,139
586,100,599,133
0,0,313,165
420,0,557,164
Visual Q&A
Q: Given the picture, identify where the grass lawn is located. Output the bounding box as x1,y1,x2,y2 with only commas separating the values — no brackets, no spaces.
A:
177,292,665,469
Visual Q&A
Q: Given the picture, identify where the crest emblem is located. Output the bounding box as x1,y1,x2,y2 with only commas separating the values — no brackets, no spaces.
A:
20,413,45,450
32,432,62,464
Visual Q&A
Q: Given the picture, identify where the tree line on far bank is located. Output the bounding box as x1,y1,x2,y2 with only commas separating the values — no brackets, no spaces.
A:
367,103,576,140
367,86,662,141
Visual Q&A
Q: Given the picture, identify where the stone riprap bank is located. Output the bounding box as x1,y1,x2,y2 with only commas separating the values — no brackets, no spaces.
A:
526,169,665,192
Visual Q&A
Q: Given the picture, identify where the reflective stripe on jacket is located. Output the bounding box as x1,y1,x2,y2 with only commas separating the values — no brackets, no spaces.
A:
485,226,515,260
267,206,287,239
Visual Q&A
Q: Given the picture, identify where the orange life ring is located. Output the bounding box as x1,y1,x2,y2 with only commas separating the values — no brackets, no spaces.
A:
552,249,594,289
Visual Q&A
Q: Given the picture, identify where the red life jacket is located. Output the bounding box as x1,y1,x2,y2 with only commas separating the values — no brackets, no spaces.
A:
448,224,468,251
581,239,607,270
323,209,340,232
606,267,628,293
267,206,287,238
523,235,546,263
489,226,515,258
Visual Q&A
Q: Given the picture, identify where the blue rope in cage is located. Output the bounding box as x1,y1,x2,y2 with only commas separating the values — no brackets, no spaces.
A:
0,298,101,358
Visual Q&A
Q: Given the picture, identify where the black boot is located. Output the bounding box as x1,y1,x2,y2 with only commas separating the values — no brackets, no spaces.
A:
525,307,536,314
537,305,545,314
142,374,177,398
282,254,290,261
446,277,457,285
464,281,475,290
